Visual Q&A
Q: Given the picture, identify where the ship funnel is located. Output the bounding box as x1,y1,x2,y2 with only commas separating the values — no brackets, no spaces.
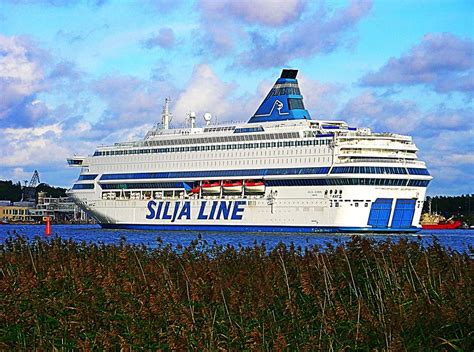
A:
248,69,311,123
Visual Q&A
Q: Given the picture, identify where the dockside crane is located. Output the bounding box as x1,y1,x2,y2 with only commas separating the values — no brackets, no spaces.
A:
21,170,40,202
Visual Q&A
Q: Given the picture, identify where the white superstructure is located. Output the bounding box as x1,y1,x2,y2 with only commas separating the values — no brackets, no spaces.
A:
67,70,431,233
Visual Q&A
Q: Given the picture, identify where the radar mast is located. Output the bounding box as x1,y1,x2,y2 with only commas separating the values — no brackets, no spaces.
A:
162,98,172,130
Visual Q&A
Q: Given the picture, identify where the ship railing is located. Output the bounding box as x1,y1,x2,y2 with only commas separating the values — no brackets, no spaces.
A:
337,158,422,165
336,140,415,147
339,150,416,159
372,132,411,139
113,141,144,148
338,146,416,155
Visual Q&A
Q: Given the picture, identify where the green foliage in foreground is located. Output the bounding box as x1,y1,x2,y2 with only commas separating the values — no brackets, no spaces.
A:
0,236,472,350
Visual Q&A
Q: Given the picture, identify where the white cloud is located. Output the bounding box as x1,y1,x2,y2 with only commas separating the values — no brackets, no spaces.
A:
340,91,421,134
0,123,68,167
0,35,45,96
11,167,32,181
298,75,342,118
235,0,373,69
173,64,238,124
199,0,307,27
197,0,307,55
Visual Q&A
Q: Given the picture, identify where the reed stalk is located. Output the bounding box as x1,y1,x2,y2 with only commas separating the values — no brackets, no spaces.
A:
0,235,470,350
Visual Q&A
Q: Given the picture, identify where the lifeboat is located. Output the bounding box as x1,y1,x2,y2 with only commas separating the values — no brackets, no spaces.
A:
244,180,265,193
201,180,221,194
222,180,243,193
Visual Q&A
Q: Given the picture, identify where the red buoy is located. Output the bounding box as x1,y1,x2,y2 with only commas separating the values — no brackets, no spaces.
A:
43,216,51,236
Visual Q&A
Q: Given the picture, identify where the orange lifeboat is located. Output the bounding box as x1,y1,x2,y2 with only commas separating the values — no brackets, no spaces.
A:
222,180,243,193
201,180,221,194
244,180,265,193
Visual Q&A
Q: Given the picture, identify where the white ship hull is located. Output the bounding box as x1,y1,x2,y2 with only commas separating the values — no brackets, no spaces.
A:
70,183,426,233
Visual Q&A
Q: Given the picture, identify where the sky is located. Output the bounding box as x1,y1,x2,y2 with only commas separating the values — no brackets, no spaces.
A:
0,0,473,195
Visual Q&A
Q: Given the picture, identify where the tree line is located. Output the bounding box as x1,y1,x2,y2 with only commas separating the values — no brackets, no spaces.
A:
423,194,473,217
0,180,67,203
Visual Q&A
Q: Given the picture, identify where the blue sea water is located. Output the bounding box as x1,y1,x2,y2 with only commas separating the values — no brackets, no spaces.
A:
0,224,473,254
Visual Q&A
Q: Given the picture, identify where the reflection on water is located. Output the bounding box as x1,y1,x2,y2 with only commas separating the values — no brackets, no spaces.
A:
0,224,473,254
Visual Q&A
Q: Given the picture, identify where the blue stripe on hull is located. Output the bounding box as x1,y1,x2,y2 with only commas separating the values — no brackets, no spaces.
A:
100,223,421,234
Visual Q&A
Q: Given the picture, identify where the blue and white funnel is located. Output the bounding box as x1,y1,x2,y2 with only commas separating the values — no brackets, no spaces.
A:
248,69,311,123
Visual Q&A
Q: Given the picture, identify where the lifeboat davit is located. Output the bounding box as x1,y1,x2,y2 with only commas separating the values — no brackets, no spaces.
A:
201,180,221,194
222,180,243,193
244,180,265,193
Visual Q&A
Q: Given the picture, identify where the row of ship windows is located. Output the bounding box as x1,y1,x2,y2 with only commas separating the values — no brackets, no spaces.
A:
234,126,265,133
72,179,430,190
332,166,430,176
407,168,431,175
2,208,28,215
81,166,429,181
90,156,333,175
269,86,301,96
78,174,97,180
123,131,302,149
93,139,332,157
267,179,429,187
99,167,331,180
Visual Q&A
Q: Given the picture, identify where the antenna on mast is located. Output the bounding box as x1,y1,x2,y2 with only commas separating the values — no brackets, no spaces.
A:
186,111,196,129
162,98,172,129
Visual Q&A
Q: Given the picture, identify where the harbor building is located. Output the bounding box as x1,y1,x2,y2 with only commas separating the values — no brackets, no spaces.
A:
0,204,33,223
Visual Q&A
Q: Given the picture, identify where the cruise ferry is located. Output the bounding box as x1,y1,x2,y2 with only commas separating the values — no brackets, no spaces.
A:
67,69,432,233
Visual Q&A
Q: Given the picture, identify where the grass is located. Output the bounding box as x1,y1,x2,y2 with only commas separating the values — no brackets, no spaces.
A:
0,235,472,350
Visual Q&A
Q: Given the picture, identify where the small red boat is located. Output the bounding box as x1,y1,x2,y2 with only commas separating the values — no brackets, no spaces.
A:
422,220,462,230
244,180,265,193
201,180,221,194
420,208,462,230
420,200,462,229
